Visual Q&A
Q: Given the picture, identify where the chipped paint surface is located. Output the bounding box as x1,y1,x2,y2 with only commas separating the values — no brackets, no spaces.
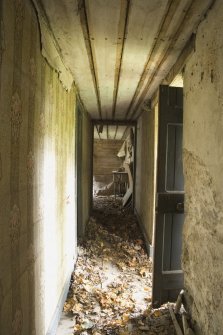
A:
183,2,223,333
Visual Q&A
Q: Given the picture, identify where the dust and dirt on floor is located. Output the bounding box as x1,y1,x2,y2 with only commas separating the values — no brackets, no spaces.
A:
61,196,176,335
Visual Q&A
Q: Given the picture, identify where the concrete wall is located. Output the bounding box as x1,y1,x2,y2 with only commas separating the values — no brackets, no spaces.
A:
183,1,223,333
93,139,123,192
0,0,79,333
135,107,158,247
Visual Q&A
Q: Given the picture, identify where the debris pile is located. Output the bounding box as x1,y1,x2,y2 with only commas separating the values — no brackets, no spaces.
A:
63,197,176,335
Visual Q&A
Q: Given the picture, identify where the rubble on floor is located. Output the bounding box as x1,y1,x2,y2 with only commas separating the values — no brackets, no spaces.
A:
63,196,176,335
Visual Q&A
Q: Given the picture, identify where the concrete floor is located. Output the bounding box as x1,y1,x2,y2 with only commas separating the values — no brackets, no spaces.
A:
56,313,75,335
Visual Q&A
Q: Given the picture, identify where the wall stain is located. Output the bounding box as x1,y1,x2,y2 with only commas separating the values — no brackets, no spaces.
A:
183,149,223,335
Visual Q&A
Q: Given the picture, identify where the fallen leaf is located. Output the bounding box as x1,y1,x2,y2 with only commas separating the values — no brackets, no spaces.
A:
154,310,162,317
81,319,94,329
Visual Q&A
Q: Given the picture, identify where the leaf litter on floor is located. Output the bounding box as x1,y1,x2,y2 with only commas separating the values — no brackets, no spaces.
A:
63,196,176,335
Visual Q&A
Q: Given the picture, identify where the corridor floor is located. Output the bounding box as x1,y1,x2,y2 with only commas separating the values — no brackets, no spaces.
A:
57,197,176,335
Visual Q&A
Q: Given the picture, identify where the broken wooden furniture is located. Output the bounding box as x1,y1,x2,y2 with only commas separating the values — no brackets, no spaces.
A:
169,290,195,335
112,171,128,199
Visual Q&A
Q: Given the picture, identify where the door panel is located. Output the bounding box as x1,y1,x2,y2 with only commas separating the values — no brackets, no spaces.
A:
166,124,184,191
152,85,184,307
163,213,184,271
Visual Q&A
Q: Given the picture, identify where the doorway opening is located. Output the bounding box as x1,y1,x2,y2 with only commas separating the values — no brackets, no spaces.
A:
92,122,136,213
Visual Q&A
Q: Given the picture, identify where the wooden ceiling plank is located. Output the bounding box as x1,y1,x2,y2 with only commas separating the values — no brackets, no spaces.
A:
129,0,214,119
164,34,195,86
38,0,99,118
124,0,182,119
93,123,132,140
115,0,169,120
112,0,131,119
78,0,102,119
86,0,121,120
39,0,214,121
114,125,118,140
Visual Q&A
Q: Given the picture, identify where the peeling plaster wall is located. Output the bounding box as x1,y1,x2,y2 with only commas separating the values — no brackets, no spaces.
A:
183,1,223,333
0,0,78,334
32,0,74,91
135,108,158,246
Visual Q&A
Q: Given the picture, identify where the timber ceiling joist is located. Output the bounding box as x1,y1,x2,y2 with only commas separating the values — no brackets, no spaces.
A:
37,0,214,121
93,124,130,140
93,120,136,140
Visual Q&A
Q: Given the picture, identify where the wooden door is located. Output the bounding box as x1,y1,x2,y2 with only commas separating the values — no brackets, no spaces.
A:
152,85,184,307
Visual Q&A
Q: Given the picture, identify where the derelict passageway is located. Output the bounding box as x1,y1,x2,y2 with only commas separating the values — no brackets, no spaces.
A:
1,1,222,334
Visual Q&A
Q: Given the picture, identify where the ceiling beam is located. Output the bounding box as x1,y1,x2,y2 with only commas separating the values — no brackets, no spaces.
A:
124,0,180,119
130,0,215,120
112,0,131,119
95,125,101,139
77,0,102,119
106,125,109,139
121,126,129,140
163,33,196,86
92,120,136,126
135,33,196,119
76,91,88,115
129,0,196,119
114,125,118,140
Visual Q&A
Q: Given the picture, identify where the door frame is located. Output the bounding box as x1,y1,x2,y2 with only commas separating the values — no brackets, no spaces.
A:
152,85,184,307
76,104,83,238
91,120,137,210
